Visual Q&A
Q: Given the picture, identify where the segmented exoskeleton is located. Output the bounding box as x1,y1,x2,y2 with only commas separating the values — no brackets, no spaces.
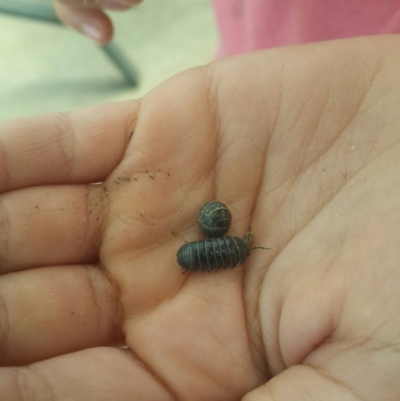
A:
177,235,250,272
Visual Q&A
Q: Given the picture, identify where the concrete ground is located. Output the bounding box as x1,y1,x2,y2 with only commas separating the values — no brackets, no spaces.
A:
0,0,217,121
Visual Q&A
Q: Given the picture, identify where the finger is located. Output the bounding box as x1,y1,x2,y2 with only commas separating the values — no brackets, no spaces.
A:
56,0,143,9
0,101,139,193
54,2,113,44
242,365,361,401
0,347,173,401
0,184,103,273
0,266,122,366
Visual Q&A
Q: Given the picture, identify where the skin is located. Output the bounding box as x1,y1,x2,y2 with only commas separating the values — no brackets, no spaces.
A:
0,36,400,400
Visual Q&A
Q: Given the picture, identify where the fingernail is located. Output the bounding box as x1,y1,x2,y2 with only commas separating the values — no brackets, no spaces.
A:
101,0,131,10
81,22,103,42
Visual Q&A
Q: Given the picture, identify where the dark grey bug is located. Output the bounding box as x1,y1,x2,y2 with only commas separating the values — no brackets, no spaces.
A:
197,201,232,238
177,235,251,272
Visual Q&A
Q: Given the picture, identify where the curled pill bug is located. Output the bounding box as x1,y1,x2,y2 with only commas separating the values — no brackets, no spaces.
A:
177,229,270,273
197,201,232,238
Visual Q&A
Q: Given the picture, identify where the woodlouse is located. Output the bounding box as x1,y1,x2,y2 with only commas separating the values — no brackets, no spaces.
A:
197,201,232,238
177,235,251,272
177,201,269,272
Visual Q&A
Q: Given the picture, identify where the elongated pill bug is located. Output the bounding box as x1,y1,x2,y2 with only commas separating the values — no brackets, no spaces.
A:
197,201,232,238
177,236,251,272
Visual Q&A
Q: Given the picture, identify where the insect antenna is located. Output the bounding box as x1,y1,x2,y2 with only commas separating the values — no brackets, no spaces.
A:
246,221,270,250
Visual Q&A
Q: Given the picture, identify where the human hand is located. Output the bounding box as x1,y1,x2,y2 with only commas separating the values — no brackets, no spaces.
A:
53,0,143,44
1,35,400,400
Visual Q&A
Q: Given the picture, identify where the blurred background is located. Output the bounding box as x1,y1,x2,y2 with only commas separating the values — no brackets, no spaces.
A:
0,0,217,121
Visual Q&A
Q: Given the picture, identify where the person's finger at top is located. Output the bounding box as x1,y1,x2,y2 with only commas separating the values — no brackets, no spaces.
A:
54,2,113,44
55,0,143,10
0,101,139,194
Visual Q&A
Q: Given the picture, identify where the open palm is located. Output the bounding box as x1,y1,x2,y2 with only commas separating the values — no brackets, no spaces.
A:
1,36,400,401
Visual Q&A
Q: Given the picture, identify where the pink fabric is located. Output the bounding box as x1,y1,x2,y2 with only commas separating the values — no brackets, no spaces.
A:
212,0,400,58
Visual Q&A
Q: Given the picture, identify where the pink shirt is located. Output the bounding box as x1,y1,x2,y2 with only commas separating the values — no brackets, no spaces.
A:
212,0,400,58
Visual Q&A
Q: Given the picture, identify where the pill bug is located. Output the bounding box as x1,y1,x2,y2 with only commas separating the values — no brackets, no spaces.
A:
176,230,269,272
177,236,250,272
197,201,232,238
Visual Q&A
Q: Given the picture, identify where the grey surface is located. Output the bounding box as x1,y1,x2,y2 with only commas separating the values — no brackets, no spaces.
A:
0,0,217,121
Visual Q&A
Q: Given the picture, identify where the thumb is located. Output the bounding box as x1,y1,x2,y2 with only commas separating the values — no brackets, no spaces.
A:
243,365,356,400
